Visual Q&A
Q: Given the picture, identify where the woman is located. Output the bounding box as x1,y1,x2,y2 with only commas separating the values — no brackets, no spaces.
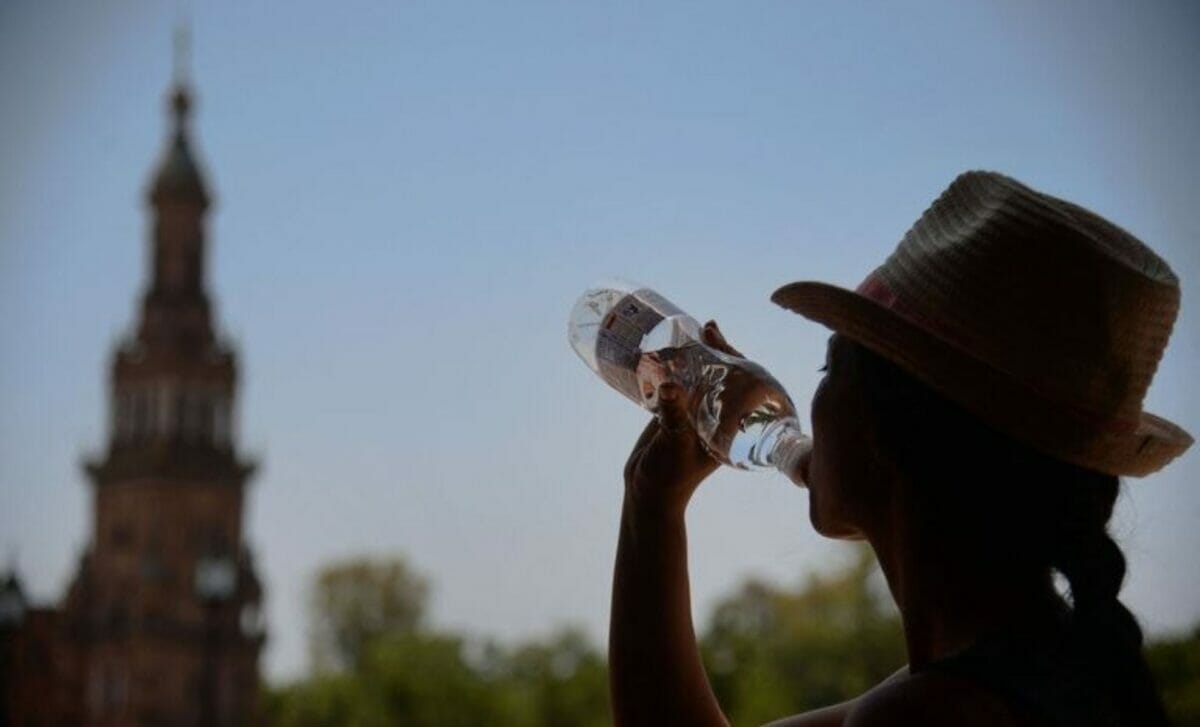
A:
609,171,1191,726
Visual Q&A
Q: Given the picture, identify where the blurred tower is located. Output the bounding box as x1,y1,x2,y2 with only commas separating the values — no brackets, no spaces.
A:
63,48,267,726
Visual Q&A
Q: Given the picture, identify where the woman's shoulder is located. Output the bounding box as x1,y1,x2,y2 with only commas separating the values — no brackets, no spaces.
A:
843,669,1031,727
762,666,1030,727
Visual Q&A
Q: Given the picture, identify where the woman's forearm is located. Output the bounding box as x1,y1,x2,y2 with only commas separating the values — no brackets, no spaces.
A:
609,493,729,727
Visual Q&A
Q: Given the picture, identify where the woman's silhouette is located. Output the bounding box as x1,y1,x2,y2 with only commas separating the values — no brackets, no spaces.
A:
609,172,1190,726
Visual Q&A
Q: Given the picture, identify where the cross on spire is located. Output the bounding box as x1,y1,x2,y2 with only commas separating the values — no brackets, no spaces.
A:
170,24,193,124
173,22,191,87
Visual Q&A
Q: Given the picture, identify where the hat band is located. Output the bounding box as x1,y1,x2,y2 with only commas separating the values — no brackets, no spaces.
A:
854,272,1140,435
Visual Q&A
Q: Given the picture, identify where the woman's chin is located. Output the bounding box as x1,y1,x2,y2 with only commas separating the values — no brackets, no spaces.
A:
831,526,868,541
809,495,866,540
814,520,867,541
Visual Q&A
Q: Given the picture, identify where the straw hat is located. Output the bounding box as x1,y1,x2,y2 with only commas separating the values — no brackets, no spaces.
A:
772,171,1192,477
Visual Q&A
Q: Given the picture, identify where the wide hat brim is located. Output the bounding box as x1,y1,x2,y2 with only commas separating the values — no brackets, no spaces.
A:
772,280,1193,477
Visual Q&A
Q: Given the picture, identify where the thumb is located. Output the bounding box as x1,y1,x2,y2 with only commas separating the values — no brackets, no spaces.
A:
702,320,745,358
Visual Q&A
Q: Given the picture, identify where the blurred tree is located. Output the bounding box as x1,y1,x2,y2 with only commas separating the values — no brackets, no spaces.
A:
309,556,430,673
261,673,364,727
1146,626,1200,726
272,554,609,726
497,626,610,727
355,633,517,726
265,628,609,727
701,545,906,726
267,548,1200,726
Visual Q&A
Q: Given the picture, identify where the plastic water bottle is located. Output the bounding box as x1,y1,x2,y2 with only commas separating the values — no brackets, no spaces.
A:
568,281,811,479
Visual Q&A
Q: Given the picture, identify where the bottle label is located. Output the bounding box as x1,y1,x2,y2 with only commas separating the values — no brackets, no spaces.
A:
595,289,684,403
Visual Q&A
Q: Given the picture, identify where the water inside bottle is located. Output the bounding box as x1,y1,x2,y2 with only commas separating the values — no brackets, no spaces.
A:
568,286,629,372
641,342,798,470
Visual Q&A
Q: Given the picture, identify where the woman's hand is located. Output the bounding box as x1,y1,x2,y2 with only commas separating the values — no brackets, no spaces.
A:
622,321,744,513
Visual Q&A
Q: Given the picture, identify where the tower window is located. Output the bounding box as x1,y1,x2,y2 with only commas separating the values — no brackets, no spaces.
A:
131,388,150,442
114,390,132,444
174,389,187,440
181,391,194,442
157,381,172,437
146,386,159,440
213,395,229,446
176,389,218,444
194,393,212,443
182,391,199,442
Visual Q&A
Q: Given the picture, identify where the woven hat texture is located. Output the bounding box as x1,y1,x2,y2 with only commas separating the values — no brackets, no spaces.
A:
773,171,1191,477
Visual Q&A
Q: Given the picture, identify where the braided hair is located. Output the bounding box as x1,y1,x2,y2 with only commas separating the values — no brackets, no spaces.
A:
846,339,1167,725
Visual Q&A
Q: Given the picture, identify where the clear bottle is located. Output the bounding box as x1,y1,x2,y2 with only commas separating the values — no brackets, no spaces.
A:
568,281,811,480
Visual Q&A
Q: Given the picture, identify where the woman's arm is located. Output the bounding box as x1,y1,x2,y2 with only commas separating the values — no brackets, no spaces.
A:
608,325,732,726
610,488,728,726
609,380,727,726
607,392,880,727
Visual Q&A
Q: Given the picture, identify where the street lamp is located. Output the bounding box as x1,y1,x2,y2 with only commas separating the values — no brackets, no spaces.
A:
194,554,235,727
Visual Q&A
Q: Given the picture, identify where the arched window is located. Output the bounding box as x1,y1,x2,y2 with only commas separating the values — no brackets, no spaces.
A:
174,389,187,441
179,389,211,444
157,381,172,438
213,395,231,447
114,389,132,444
196,391,214,443
131,388,149,442
147,386,159,440
181,391,196,443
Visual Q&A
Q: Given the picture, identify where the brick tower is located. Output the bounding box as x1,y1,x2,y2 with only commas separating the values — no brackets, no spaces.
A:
63,58,266,726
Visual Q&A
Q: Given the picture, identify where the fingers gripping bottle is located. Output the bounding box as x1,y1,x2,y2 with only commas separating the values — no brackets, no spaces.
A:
568,281,811,480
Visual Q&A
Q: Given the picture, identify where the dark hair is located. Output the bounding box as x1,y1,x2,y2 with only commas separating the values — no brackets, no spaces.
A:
845,338,1167,725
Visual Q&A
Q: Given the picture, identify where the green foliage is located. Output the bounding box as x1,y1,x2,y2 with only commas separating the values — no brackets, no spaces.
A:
268,555,609,726
357,633,516,726
261,673,365,727
497,627,610,727
262,633,511,727
264,628,611,726
1146,626,1200,726
309,556,430,673
701,545,906,726
266,548,1200,726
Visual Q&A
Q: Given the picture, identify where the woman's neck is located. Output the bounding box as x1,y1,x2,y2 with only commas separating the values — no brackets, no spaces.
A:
867,503,1061,671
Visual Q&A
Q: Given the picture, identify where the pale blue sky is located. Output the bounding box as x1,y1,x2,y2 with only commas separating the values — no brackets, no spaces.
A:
2,1,1197,682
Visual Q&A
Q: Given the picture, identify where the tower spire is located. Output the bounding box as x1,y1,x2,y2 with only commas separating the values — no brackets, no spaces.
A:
150,24,207,210
137,30,214,351
170,23,193,128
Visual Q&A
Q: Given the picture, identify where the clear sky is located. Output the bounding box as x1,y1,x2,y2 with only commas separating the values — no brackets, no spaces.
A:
2,1,1197,682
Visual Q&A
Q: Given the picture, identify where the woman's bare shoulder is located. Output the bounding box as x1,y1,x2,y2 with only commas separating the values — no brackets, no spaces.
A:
758,667,906,727
844,670,1024,727
762,667,1025,727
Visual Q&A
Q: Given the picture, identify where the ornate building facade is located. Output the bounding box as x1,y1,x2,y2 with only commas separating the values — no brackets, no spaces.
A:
1,67,265,727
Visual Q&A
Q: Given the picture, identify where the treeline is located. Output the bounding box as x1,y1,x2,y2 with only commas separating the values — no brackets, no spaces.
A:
262,557,609,726
263,550,1200,726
